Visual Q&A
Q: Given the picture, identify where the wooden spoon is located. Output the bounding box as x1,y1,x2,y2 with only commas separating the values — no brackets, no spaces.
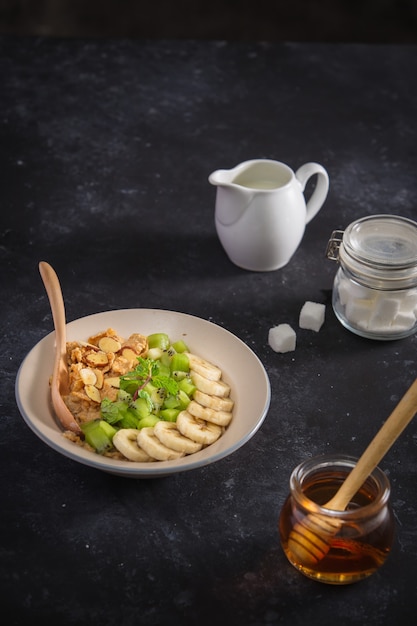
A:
39,261,82,435
288,377,417,566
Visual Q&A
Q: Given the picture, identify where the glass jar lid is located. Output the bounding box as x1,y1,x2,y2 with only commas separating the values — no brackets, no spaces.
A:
339,215,417,289
344,215,417,267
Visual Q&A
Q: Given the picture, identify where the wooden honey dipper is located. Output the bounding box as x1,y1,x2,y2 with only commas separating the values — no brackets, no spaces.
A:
288,377,417,566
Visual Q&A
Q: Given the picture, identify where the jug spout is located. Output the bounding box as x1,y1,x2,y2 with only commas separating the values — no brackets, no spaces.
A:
209,167,254,226
208,169,234,187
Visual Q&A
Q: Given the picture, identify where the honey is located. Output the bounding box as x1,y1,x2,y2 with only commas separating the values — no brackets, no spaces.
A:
279,455,395,584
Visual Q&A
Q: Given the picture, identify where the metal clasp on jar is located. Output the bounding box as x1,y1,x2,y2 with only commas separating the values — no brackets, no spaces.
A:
325,230,344,261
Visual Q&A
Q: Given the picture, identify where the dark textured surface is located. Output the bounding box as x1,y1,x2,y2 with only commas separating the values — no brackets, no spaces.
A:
1,36,417,625
0,0,417,42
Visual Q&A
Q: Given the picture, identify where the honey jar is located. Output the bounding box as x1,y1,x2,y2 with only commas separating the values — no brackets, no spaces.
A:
326,214,417,340
279,454,395,584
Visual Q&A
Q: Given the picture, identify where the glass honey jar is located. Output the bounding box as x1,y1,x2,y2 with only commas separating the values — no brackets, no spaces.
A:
279,454,395,585
326,215,417,340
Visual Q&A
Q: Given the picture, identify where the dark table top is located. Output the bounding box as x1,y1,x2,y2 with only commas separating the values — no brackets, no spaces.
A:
1,35,417,626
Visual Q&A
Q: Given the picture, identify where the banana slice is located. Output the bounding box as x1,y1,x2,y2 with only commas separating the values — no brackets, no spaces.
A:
176,410,222,445
137,427,185,461
190,370,231,398
193,390,234,413
153,421,202,454
185,353,222,381
113,429,153,462
187,400,233,427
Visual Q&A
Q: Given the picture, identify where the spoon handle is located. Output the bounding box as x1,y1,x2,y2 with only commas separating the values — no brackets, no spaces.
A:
39,261,82,434
39,261,67,386
326,377,417,510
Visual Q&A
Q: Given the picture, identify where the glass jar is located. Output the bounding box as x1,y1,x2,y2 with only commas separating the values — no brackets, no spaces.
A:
326,215,417,340
279,454,395,585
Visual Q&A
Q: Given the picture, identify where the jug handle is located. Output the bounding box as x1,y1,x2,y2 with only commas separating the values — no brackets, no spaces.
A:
295,163,329,224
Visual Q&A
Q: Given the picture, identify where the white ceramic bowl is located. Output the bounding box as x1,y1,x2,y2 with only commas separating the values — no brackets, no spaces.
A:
16,309,270,478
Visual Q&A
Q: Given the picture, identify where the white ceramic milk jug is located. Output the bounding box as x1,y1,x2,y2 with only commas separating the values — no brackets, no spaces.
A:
209,159,329,271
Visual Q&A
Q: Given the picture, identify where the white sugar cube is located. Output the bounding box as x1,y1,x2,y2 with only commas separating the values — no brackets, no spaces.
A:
390,310,416,332
401,292,417,314
345,297,374,329
338,276,369,305
369,297,400,331
299,301,326,332
268,324,296,353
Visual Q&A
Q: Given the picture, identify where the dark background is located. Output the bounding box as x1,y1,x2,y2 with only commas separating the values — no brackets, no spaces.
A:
2,4,417,625
1,0,417,42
